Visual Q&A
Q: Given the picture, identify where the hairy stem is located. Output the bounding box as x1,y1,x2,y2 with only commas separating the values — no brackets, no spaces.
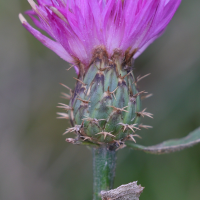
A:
93,145,116,200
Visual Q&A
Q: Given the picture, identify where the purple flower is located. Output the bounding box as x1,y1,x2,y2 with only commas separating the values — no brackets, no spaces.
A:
19,0,181,74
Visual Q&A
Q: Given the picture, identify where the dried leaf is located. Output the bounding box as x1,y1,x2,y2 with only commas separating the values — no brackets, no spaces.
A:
100,181,144,200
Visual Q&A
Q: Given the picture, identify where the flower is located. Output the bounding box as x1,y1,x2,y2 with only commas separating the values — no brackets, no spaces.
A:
19,0,181,74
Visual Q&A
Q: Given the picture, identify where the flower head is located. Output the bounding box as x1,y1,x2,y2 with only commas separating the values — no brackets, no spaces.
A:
19,0,181,74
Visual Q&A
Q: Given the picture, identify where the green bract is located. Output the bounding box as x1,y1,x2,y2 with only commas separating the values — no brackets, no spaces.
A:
62,47,150,149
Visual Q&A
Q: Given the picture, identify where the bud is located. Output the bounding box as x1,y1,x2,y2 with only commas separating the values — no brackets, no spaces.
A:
68,47,143,146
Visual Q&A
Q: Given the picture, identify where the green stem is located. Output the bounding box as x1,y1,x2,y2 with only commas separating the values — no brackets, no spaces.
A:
92,145,116,200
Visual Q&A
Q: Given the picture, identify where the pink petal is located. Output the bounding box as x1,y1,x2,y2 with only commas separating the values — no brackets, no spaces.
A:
20,14,74,64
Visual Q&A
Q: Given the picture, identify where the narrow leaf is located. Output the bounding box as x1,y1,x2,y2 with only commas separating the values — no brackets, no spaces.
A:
125,127,200,154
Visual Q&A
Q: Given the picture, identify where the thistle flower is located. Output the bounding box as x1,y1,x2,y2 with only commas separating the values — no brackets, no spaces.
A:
19,0,180,73
19,0,181,148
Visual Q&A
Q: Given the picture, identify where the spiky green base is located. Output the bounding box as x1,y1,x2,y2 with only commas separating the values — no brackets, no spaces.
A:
60,47,152,148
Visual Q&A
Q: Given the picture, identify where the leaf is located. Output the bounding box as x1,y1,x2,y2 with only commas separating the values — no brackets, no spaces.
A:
125,127,200,154
100,181,144,200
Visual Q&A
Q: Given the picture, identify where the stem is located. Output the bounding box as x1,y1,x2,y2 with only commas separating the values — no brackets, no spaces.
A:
92,145,116,200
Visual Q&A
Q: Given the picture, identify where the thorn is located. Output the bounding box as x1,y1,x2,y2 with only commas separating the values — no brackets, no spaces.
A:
138,124,153,129
114,140,122,146
60,83,72,95
94,62,110,71
111,86,119,94
136,73,151,83
119,72,132,80
128,135,136,143
57,103,73,110
60,83,72,91
76,98,90,104
66,138,76,144
108,105,128,113
70,110,75,122
116,142,126,151
86,83,93,96
133,134,142,139
136,108,153,119
76,95,90,104
105,86,118,99
57,112,69,119
96,131,115,140
80,136,92,141
73,77,86,86
67,65,74,71
80,121,84,128
141,93,153,100
133,91,147,98
128,134,142,143
131,117,135,122
63,125,82,135
118,123,130,132
147,93,153,98
82,116,106,123
60,83,73,97
118,123,140,133
127,71,134,79
61,92,71,100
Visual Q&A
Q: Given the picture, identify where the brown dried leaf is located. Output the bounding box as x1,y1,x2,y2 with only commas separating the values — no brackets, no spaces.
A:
100,181,144,200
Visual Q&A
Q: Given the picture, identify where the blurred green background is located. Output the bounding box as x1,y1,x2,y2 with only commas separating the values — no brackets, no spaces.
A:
1,1,200,200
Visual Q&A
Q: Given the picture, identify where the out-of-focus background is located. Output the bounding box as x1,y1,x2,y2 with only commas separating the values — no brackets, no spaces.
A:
1,1,200,200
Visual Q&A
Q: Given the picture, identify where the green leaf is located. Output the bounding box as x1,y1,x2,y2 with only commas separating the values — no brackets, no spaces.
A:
125,127,200,154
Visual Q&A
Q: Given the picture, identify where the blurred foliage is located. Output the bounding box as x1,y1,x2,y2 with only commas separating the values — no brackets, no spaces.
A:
0,0,200,200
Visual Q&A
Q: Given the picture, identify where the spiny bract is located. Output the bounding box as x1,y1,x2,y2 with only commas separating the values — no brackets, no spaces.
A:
60,47,152,149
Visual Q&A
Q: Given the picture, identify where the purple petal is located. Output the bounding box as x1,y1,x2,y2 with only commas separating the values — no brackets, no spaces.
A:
20,0,181,70
19,14,74,64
